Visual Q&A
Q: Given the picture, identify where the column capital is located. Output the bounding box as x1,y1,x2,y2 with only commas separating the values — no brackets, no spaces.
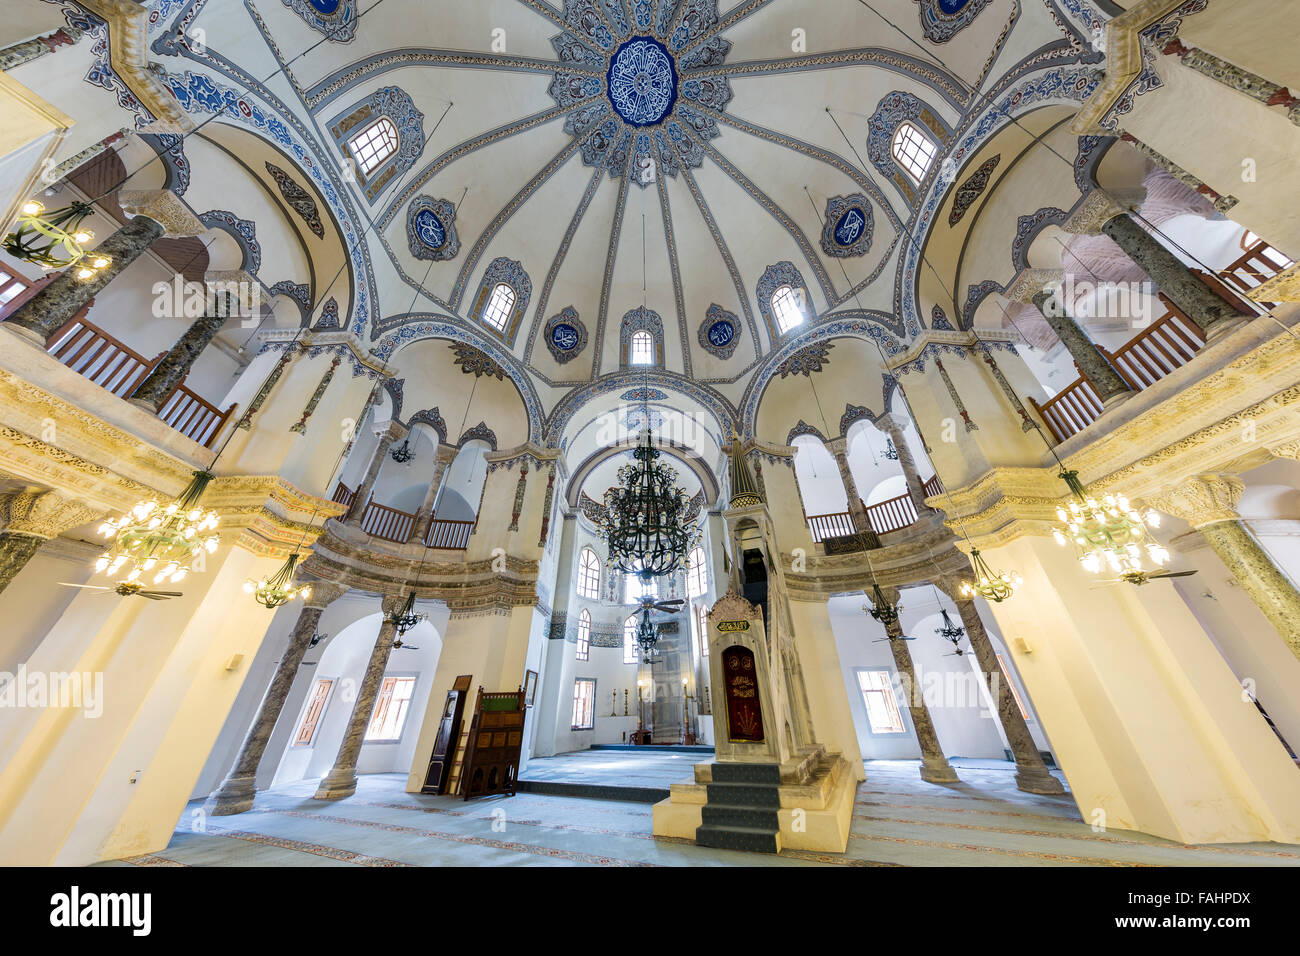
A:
302,579,349,610
380,592,409,617
0,489,99,539
118,189,206,237
434,442,459,463
874,412,910,436
1062,188,1147,236
1267,441,1300,462
1146,473,1244,529
824,436,848,457
1004,269,1064,304
204,270,261,313
376,420,407,443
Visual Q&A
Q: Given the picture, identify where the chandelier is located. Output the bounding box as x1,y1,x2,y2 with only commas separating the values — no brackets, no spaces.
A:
390,439,414,464
863,583,901,629
959,548,1022,603
94,470,220,586
1051,470,1168,578
634,608,660,656
244,552,313,609
599,431,701,581
388,591,426,637
3,199,111,277
935,608,965,643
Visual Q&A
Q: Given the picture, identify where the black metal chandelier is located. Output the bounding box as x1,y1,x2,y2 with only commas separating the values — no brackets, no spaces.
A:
863,582,901,629
599,431,700,582
935,608,965,643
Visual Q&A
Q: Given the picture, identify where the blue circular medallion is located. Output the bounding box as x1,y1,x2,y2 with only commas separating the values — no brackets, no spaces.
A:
707,321,734,348
938,0,972,12
833,207,868,247
308,0,341,12
413,209,447,250
606,37,678,127
551,323,580,352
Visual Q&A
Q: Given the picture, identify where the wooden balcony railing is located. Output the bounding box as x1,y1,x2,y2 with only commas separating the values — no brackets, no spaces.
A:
359,500,417,544
425,518,474,551
39,315,237,449
0,267,35,316
331,481,357,511
806,510,856,543
922,474,944,499
1218,238,1294,307
865,493,917,535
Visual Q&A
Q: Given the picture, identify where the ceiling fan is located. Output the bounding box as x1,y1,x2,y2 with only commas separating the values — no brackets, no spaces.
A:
637,596,685,614
59,581,183,601
1091,569,1199,589
392,638,420,651
872,635,915,643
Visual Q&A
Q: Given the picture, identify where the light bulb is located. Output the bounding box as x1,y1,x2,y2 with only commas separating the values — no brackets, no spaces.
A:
171,569,188,583
95,556,109,572
92,257,109,269
22,200,44,216
1052,529,1067,546
76,268,93,280
243,581,255,594
1146,510,1160,528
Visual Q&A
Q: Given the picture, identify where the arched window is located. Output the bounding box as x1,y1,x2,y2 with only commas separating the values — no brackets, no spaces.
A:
481,283,516,332
771,284,804,334
347,116,400,177
576,608,591,661
576,547,601,600
630,329,655,365
623,615,640,664
686,546,707,598
891,121,937,184
625,571,657,604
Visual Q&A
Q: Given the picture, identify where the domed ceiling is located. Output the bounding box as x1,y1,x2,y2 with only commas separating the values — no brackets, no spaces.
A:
130,0,1106,422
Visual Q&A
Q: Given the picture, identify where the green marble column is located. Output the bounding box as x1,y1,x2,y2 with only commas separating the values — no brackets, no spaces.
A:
0,532,43,595
3,215,165,346
1031,290,1134,406
129,310,226,411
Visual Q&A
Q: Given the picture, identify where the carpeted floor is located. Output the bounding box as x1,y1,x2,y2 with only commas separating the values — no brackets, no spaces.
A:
98,756,1300,867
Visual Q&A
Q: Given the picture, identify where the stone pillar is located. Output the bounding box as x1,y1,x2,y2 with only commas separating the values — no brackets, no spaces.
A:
876,413,930,514
0,489,98,594
1147,474,1300,660
1030,289,1134,407
0,26,83,70
877,591,958,784
825,437,870,534
936,578,1064,794
315,594,407,800
347,421,405,523
1064,189,1245,340
2,190,203,348
1161,38,1300,129
208,580,349,815
411,442,458,542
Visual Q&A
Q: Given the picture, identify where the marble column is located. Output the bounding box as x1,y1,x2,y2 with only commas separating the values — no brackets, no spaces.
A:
130,312,225,411
937,578,1064,794
1147,474,1300,660
315,594,407,800
0,25,83,70
411,442,458,542
347,422,406,523
826,437,870,535
1030,289,1134,407
876,414,930,515
208,580,349,815
0,489,98,594
3,190,204,348
1161,38,1300,129
877,591,958,784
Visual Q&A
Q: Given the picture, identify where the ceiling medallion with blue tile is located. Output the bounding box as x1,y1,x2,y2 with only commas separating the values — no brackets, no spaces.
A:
544,306,588,364
550,0,732,188
283,0,358,41
406,196,460,261
821,195,875,258
698,303,740,360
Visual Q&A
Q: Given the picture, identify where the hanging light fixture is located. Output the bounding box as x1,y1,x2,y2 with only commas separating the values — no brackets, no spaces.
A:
388,590,425,637
390,439,415,464
94,470,220,586
244,552,313,609
935,608,965,643
1051,469,1168,580
883,437,899,461
634,607,660,656
960,548,1021,603
862,582,901,629
4,199,111,277
599,430,701,584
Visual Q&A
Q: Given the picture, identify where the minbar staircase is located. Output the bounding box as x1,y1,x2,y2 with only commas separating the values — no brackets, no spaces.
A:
696,762,783,853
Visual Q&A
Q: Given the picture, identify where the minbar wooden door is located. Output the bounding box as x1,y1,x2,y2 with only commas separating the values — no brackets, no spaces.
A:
421,674,472,794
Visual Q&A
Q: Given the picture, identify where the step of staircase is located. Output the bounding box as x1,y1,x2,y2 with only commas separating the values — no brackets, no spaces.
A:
701,803,779,830
696,824,780,854
705,780,781,807
710,762,782,784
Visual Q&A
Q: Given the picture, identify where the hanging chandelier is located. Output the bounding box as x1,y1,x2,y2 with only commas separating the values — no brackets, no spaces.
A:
244,552,313,609
935,608,965,643
94,470,220,586
4,199,111,277
599,430,701,582
1051,470,1168,578
388,591,425,637
959,548,1022,603
390,439,414,464
634,607,660,656
863,583,901,629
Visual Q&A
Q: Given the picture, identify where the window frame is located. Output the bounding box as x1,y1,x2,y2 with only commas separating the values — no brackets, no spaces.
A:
364,674,418,744
576,547,602,600
623,615,640,664
856,667,908,736
625,572,658,605
891,121,937,185
771,284,805,334
347,116,400,178
480,282,516,333
576,608,591,662
293,677,334,747
571,677,597,730
686,546,707,598
629,329,656,366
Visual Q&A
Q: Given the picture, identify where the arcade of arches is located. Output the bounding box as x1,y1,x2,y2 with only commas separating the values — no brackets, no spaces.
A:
0,0,1299,869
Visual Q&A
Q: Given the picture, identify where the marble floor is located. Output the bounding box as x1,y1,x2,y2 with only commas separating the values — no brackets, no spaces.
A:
98,755,1300,867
